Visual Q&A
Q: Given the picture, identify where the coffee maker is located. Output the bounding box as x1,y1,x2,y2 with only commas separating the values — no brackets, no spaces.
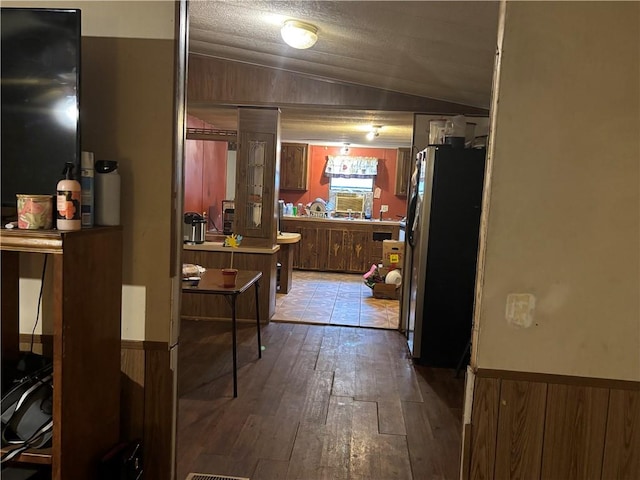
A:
183,212,206,244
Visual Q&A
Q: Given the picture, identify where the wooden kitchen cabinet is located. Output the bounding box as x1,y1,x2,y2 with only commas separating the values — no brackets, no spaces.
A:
394,147,413,196
235,108,279,246
297,224,323,270
326,228,347,271
346,229,371,272
280,142,309,191
281,218,400,273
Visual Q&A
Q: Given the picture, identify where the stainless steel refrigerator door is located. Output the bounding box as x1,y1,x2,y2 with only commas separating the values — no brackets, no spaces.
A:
400,153,420,334
404,147,436,357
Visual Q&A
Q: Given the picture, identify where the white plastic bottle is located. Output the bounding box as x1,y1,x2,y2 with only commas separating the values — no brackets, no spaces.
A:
80,151,95,227
95,160,121,226
56,162,82,231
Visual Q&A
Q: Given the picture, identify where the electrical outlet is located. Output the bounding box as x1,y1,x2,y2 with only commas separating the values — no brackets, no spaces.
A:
381,205,389,212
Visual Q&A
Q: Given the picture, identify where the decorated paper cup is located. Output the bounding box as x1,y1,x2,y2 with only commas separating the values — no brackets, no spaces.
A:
16,195,53,229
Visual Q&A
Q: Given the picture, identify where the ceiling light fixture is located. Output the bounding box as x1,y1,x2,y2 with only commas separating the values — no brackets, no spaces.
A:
366,125,381,141
281,20,318,49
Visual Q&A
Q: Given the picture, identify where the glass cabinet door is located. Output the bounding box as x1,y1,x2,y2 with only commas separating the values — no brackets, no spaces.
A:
235,130,277,242
235,107,279,245
246,139,265,229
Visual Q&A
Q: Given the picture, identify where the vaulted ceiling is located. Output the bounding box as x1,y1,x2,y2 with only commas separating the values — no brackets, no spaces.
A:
187,1,500,148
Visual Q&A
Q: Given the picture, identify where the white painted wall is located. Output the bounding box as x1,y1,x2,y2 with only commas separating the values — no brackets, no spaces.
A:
2,0,175,39
473,1,639,381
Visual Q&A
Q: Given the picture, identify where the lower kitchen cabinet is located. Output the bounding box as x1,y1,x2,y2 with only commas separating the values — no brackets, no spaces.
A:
281,218,400,274
346,229,371,273
297,225,323,270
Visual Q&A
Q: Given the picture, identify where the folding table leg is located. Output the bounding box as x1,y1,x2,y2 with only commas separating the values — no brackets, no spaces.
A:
231,294,238,398
255,280,262,358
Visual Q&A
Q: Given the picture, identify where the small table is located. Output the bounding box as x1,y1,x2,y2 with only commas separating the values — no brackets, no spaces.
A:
277,232,301,293
182,269,263,397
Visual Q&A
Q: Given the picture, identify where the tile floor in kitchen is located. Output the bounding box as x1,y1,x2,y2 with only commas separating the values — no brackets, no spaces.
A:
272,270,400,330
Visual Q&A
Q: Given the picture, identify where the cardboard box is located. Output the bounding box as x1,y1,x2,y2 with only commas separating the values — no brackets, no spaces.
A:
382,240,405,267
373,282,400,300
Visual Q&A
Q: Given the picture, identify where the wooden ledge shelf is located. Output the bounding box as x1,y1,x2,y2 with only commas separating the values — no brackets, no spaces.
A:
0,446,52,465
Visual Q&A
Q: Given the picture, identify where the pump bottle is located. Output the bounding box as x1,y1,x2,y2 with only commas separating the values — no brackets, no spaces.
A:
56,162,82,231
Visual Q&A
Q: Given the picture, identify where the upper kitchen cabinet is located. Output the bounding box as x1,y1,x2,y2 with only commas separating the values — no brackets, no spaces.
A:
235,108,280,246
394,147,413,196
280,142,309,191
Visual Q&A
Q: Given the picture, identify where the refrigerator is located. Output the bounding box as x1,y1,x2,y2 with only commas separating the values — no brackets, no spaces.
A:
401,145,486,368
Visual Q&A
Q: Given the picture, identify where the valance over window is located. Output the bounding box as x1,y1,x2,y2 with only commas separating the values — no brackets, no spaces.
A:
325,156,378,177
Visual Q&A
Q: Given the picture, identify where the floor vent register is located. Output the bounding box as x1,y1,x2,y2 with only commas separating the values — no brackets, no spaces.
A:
186,474,250,480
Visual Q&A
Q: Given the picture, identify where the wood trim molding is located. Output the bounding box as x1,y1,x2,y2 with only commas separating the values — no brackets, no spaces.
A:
474,368,640,391
21,334,169,353
121,339,169,351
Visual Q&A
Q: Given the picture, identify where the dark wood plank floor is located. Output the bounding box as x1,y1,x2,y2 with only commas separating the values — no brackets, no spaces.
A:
176,320,465,480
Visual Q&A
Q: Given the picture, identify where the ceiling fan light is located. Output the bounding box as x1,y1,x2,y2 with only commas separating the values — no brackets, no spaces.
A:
281,20,318,49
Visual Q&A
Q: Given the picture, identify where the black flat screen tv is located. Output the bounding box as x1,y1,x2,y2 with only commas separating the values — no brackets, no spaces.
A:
1,8,81,208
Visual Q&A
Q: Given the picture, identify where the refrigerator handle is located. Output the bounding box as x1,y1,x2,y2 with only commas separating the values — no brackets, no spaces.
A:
406,152,422,248
407,192,418,247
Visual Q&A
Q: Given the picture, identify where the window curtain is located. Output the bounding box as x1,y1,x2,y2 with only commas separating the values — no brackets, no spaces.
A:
325,156,378,177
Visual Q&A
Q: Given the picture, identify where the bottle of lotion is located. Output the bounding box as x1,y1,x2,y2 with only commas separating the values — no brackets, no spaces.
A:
56,162,81,231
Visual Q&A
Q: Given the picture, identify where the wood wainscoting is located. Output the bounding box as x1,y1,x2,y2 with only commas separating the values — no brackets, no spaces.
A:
20,336,174,479
121,340,173,480
463,369,640,480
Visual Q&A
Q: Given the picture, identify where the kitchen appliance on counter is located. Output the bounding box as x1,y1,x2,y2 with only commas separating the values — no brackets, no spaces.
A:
401,145,486,368
183,212,206,244
222,200,234,235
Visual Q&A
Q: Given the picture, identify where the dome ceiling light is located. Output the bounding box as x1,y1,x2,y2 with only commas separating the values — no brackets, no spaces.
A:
366,125,382,141
281,20,318,50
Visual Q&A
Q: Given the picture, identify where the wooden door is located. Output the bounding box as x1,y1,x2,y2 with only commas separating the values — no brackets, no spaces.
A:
326,228,346,271
347,229,370,273
394,147,412,196
298,225,322,270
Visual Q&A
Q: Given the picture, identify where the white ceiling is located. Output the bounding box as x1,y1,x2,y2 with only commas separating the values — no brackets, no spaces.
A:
188,1,500,148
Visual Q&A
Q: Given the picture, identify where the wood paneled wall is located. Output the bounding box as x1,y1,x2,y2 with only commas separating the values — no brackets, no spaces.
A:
465,371,640,480
185,115,228,219
188,55,488,115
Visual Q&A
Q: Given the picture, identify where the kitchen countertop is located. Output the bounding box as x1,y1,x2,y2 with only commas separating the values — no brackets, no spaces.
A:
277,232,301,244
184,241,279,254
280,216,401,226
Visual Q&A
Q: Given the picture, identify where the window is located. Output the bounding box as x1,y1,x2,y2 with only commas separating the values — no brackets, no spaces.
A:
329,176,374,191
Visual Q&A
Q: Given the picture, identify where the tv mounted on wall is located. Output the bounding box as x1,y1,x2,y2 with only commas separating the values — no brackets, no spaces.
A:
1,8,81,209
